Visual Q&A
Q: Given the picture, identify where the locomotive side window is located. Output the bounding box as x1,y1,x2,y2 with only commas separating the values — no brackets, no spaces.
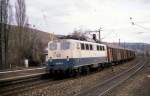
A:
86,44,89,50
96,45,105,51
49,43,57,50
61,42,70,50
102,46,104,50
90,44,93,50
97,45,99,50
99,46,102,51
81,43,85,50
103,46,105,50
77,43,80,49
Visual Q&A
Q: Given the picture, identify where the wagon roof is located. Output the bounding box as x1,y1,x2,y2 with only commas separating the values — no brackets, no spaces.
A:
105,43,134,51
61,39,106,45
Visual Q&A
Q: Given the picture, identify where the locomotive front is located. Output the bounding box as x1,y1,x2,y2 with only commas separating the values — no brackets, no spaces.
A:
47,39,75,71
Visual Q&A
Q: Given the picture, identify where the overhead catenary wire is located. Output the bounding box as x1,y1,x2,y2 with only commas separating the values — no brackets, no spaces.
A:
130,17,150,32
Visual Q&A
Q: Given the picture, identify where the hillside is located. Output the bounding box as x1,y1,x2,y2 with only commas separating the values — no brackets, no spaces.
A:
1,24,56,68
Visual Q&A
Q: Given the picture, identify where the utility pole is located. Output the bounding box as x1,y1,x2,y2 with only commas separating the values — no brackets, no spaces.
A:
118,38,120,47
124,41,125,49
98,27,102,42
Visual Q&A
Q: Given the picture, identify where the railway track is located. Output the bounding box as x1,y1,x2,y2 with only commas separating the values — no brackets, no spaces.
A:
0,58,141,96
0,74,47,96
0,72,77,96
76,59,145,96
0,67,49,96
0,67,46,82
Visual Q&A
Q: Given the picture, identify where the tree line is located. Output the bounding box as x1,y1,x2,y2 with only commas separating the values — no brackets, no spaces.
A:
0,0,50,70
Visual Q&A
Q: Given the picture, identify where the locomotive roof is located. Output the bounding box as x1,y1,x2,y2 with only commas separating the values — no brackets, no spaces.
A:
106,44,134,51
58,39,106,46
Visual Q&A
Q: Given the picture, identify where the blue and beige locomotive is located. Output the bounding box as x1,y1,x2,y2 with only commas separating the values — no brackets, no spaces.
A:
47,36,135,74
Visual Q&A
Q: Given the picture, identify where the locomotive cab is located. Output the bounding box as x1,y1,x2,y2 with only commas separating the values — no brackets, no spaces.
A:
47,39,108,71
47,39,75,71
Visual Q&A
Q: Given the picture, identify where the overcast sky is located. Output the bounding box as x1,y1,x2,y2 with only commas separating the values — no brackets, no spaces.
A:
24,0,150,43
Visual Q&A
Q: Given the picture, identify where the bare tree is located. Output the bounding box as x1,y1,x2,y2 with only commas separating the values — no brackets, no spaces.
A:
15,0,45,66
0,0,10,69
0,0,49,69
15,0,28,65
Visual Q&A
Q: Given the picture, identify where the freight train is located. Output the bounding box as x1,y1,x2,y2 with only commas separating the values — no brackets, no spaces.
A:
47,36,135,74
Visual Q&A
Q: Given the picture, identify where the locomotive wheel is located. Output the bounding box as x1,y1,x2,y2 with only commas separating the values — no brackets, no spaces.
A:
78,67,82,76
82,66,90,75
68,69,74,77
100,63,105,69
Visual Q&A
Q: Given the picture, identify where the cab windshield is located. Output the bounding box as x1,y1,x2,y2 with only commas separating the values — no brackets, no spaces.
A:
49,43,57,50
61,41,70,50
49,41,70,50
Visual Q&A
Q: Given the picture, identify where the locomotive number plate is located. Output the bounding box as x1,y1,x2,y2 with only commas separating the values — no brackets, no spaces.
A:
56,53,61,57
56,62,63,65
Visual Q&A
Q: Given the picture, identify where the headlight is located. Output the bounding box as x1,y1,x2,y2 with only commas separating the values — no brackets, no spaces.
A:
49,57,52,62
67,56,69,61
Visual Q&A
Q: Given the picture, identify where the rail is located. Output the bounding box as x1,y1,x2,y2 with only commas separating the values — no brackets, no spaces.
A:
0,67,46,74
77,59,145,96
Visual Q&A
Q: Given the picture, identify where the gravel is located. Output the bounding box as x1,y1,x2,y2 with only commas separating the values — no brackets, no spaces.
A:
16,58,139,96
103,57,150,96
